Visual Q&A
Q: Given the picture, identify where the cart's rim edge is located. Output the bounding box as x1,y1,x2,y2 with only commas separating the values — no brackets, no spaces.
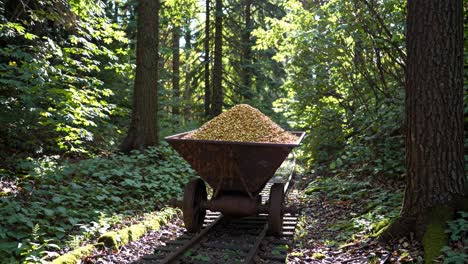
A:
164,131,306,147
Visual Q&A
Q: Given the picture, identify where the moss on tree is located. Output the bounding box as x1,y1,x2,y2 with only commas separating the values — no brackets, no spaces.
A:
422,206,453,264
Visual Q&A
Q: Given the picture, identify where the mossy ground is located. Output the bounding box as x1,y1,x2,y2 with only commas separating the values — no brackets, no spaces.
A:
54,208,176,263
370,219,391,238
51,245,95,264
97,210,170,249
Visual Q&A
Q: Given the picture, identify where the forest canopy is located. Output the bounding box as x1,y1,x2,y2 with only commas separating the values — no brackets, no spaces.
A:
0,0,410,173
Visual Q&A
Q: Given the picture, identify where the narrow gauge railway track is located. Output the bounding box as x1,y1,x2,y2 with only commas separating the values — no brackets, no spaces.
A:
137,158,298,264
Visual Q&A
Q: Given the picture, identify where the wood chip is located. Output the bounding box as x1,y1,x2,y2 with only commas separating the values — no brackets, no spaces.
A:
185,104,298,143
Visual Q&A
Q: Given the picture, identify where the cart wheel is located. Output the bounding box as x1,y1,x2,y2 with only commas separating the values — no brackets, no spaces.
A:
268,183,284,236
183,179,207,233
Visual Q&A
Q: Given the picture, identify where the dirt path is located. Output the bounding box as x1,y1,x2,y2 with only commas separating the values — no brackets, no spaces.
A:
285,174,423,264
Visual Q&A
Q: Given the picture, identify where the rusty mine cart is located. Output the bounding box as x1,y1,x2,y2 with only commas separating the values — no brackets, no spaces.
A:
165,131,305,236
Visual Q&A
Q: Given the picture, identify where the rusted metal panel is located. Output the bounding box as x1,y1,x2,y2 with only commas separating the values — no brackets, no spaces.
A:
165,131,305,196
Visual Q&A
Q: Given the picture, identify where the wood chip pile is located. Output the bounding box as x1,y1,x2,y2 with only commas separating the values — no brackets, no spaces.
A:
184,104,298,143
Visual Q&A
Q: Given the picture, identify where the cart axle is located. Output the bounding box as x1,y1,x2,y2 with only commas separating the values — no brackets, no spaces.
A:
171,196,298,216
207,194,260,216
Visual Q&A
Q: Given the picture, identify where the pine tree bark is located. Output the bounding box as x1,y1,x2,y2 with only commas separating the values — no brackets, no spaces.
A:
183,25,193,120
211,0,223,117
383,0,465,239
204,0,211,117
120,0,159,152
172,25,181,116
240,0,253,101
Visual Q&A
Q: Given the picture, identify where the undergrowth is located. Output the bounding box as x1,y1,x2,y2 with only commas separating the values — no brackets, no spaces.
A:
442,211,468,264
0,142,196,263
303,175,403,244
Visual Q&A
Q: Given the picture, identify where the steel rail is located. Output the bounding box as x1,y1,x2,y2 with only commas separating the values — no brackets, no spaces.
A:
141,216,222,263
244,224,269,264
160,216,222,264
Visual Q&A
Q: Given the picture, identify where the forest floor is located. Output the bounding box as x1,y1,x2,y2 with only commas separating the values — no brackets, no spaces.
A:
285,173,424,263
84,216,186,263
83,173,424,264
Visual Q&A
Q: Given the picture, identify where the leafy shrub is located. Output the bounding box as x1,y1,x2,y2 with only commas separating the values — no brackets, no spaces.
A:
0,3,131,156
442,211,468,264
256,0,406,179
0,143,195,263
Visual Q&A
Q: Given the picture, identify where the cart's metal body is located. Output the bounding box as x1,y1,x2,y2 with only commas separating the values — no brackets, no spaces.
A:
165,131,305,235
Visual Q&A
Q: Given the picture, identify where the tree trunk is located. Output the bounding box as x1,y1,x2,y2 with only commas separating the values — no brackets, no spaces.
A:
240,0,253,101
204,0,211,117
403,0,464,219
172,25,181,116
211,0,223,117
183,25,193,120
120,0,160,152
383,0,465,244
113,0,119,23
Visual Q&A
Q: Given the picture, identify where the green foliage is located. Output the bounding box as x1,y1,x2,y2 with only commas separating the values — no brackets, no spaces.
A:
192,254,211,262
255,0,406,176
0,143,195,262
312,252,326,260
0,0,132,156
305,176,372,200
305,176,403,242
442,211,468,264
446,211,468,242
183,249,214,262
